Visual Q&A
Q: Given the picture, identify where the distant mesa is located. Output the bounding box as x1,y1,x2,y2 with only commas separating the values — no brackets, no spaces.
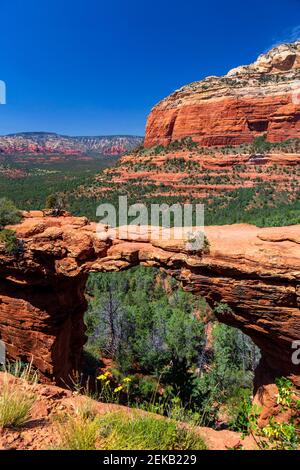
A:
145,41,300,147
0,132,144,158
1,212,299,422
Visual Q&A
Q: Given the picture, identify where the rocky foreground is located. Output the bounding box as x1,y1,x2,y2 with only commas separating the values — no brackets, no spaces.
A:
0,372,256,450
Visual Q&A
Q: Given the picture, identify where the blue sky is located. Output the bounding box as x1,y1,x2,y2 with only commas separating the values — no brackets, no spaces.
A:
0,0,299,136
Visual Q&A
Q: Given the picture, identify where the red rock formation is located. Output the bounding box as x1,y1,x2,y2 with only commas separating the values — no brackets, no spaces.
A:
145,41,300,147
0,212,299,419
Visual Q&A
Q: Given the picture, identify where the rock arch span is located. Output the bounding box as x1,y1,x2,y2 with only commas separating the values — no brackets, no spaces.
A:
0,212,299,417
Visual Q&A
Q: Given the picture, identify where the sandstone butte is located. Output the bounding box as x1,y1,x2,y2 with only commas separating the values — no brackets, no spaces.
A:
145,41,300,147
0,211,299,422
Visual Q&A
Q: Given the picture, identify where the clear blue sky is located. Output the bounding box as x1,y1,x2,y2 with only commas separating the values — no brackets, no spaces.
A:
0,0,299,136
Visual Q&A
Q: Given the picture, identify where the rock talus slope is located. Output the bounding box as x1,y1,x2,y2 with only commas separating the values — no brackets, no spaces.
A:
0,212,299,418
145,41,300,147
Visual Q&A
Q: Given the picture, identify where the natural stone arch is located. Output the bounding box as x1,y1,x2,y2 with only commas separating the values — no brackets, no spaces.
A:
0,212,299,419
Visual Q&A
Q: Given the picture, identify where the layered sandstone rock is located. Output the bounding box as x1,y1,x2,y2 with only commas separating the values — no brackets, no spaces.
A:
0,212,299,417
145,41,300,147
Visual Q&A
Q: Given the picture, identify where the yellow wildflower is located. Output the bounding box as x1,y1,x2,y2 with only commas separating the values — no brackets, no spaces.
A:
123,377,132,383
97,374,106,381
114,385,123,393
97,371,110,381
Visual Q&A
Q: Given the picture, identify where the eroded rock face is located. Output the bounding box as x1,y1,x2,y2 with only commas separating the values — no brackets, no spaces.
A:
0,212,299,418
145,41,300,147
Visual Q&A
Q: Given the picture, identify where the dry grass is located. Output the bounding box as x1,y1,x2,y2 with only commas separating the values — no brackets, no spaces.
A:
0,374,35,428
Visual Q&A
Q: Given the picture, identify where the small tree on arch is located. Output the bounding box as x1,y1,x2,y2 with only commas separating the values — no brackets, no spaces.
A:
45,193,69,216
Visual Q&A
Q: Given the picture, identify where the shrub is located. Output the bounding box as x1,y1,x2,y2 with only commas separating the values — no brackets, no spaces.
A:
2,359,38,384
186,232,210,255
251,135,271,153
0,229,20,255
0,375,35,428
227,388,255,434
73,397,98,421
45,192,68,214
262,418,299,450
214,301,233,315
0,198,21,229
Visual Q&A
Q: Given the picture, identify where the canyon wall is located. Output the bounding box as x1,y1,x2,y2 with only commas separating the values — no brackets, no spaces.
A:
145,41,300,147
0,212,299,417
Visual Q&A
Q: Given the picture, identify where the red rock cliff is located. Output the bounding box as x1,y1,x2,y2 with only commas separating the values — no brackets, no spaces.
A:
0,212,299,419
145,41,300,147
